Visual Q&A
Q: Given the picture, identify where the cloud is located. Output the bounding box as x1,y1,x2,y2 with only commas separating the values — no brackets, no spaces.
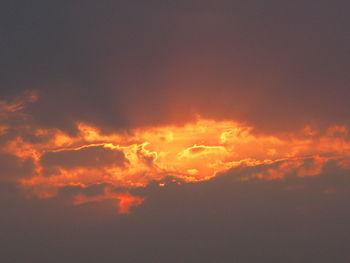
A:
1,1,350,134
3,159,350,262
73,187,144,214
0,152,34,182
0,100,349,211
1,1,350,261
41,145,127,171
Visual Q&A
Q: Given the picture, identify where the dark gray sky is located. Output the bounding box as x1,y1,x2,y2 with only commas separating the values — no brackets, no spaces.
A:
1,1,350,262
2,0,350,132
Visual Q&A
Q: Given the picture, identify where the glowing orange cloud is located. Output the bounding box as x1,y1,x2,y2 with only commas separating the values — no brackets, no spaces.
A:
3,105,350,213
74,188,144,214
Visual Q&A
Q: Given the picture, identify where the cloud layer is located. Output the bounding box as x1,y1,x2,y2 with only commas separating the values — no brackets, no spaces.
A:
1,1,350,262
2,1,350,134
1,93,350,214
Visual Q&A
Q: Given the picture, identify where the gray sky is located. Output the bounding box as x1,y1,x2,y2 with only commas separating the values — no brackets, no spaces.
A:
1,1,350,262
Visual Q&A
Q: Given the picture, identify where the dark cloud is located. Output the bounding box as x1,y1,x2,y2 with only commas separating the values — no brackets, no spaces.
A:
1,160,350,262
0,1,349,133
0,153,34,182
1,1,350,262
41,145,127,171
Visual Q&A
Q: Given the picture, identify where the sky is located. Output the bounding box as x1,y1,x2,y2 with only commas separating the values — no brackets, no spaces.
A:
1,1,350,262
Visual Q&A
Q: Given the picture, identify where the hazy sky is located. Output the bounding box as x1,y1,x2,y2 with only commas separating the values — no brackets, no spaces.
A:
1,1,350,262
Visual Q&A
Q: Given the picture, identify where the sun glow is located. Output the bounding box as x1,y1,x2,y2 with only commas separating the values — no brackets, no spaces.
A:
4,117,350,213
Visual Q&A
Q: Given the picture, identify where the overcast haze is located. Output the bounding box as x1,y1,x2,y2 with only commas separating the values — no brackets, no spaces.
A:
1,1,350,262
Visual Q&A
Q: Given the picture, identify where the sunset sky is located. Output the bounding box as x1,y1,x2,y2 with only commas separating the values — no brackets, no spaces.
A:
1,1,350,262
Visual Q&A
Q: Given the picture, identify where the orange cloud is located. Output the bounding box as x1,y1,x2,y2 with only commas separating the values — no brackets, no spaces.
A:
73,187,144,214
2,101,350,213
